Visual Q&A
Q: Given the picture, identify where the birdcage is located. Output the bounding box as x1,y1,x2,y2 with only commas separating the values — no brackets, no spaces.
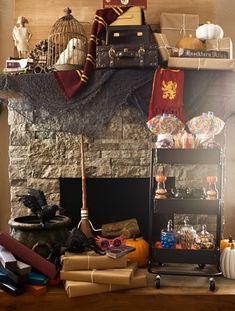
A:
47,7,87,71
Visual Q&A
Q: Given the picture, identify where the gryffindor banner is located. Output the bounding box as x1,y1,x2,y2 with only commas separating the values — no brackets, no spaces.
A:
148,67,187,123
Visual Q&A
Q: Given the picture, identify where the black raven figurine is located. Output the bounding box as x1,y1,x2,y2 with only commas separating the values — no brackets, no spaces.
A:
18,188,61,227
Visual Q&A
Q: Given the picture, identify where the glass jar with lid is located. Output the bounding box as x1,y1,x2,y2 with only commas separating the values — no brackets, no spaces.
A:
198,224,214,249
161,219,176,249
178,216,198,249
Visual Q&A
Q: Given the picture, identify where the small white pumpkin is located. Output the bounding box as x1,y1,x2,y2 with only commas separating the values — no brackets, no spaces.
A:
196,22,224,40
220,243,235,279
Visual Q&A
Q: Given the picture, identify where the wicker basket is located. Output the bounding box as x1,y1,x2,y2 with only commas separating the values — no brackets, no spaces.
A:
47,8,87,71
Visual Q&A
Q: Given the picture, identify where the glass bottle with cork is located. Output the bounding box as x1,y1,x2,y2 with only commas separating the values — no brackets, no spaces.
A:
206,175,218,200
155,174,167,199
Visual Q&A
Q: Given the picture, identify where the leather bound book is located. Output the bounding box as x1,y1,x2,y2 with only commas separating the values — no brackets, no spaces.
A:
0,280,25,296
0,233,57,279
10,260,31,276
0,245,17,270
0,264,27,284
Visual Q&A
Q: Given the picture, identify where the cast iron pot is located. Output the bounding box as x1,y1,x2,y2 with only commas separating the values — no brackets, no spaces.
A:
8,215,71,259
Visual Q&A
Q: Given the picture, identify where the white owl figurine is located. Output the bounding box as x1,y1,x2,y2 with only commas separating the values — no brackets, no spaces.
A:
56,38,84,66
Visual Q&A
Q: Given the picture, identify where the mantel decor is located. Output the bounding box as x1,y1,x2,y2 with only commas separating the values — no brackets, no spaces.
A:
1,69,235,138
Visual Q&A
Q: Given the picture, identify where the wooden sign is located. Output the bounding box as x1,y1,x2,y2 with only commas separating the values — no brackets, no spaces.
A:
103,0,147,9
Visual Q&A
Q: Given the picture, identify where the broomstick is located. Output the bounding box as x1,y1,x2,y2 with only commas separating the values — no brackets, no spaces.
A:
77,134,93,238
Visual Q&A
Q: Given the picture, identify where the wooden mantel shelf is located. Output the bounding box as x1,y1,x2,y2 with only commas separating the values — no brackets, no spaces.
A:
1,272,235,311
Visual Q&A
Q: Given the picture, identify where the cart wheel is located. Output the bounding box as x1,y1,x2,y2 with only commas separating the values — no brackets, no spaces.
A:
198,264,206,269
155,275,161,289
209,277,215,292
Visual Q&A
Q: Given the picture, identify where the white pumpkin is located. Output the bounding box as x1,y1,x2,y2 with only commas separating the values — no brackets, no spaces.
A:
196,22,224,40
220,244,235,279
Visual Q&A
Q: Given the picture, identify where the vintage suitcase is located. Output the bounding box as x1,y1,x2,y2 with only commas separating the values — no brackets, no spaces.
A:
106,25,151,46
96,44,158,69
110,6,143,26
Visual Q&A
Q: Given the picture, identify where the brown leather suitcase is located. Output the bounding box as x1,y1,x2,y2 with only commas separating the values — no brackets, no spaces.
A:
96,44,158,69
106,25,151,46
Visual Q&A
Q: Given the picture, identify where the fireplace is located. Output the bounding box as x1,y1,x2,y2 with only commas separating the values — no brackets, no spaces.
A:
60,177,176,241
60,177,150,239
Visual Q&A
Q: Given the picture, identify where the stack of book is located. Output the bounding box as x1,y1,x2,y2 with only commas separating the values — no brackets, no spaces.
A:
0,232,58,296
3,58,28,74
60,250,147,298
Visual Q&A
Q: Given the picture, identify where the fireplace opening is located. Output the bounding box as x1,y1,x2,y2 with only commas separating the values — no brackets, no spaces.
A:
60,177,175,241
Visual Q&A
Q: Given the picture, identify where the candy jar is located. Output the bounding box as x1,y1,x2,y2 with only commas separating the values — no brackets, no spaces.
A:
198,224,214,249
161,219,176,248
178,216,197,249
206,176,218,200
155,174,167,199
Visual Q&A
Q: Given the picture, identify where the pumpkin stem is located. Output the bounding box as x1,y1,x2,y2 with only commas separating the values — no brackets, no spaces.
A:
229,236,233,243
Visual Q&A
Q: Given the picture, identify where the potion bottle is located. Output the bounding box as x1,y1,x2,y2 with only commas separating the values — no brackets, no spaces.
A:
155,174,167,199
206,176,218,200
161,219,176,249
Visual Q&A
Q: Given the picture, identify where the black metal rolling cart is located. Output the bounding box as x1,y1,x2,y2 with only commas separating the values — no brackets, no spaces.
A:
148,148,223,291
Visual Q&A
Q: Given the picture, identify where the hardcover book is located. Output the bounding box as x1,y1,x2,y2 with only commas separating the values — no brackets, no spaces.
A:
0,245,17,270
0,264,27,284
106,245,136,259
0,280,25,296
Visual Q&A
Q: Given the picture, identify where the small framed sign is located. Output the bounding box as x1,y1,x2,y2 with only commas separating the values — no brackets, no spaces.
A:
103,0,147,9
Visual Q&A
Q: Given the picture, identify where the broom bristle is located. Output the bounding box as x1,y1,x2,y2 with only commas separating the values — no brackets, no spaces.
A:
79,219,93,238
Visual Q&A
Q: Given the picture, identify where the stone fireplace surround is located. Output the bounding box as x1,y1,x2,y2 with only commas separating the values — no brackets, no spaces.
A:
8,99,217,237
9,102,152,218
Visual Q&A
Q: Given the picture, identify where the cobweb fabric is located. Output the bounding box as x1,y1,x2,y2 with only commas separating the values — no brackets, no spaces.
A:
0,69,154,137
1,69,235,138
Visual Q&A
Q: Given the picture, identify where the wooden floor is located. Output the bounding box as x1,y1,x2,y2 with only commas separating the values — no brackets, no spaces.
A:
1,271,235,311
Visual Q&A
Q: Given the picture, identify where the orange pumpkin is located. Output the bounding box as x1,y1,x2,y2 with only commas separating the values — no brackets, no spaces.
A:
125,237,149,267
176,34,205,50
220,236,233,253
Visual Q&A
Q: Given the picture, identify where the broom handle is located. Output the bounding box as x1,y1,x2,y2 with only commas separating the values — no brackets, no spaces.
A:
80,135,87,211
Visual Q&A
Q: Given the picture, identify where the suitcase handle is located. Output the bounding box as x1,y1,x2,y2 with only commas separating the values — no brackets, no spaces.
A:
109,47,145,59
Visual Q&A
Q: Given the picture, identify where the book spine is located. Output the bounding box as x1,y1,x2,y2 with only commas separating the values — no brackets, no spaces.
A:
0,280,25,296
0,246,17,270
6,61,21,68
